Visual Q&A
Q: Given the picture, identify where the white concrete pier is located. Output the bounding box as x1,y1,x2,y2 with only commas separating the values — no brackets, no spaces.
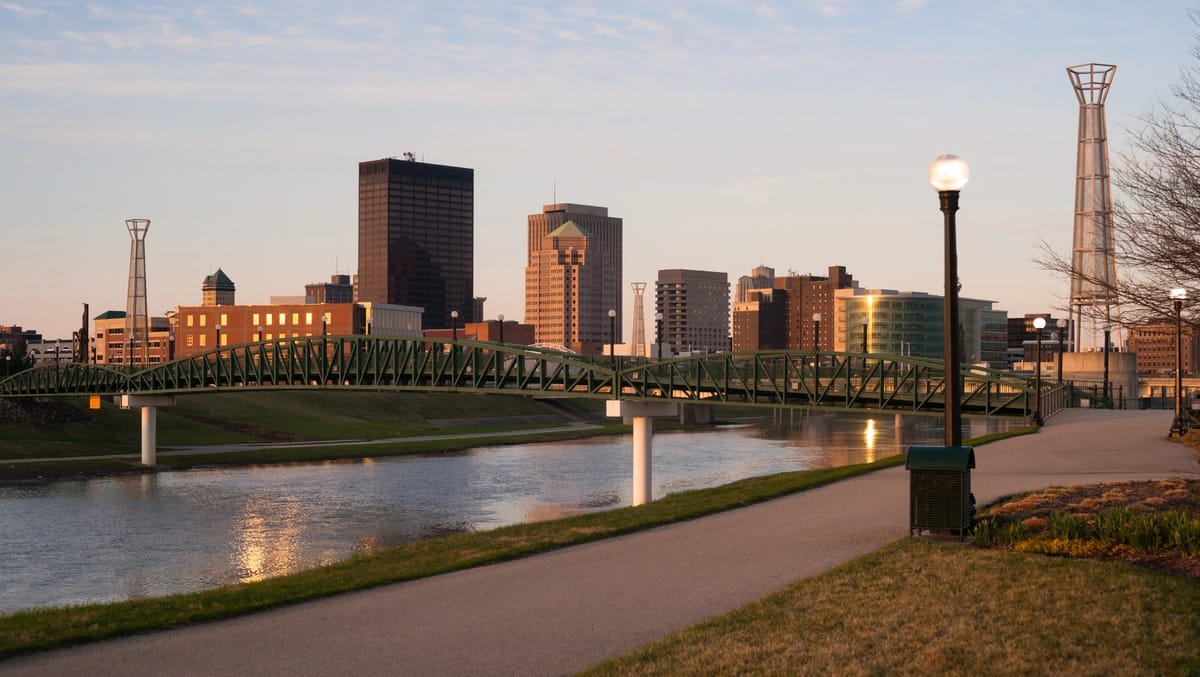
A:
606,400,679,506
118,395,177,465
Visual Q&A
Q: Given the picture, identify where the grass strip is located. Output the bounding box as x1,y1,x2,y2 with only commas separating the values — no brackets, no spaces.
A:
0,426,1034,661
583,538,1200,675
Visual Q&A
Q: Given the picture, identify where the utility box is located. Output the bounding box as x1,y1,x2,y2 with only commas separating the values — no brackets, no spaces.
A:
906,445,975,540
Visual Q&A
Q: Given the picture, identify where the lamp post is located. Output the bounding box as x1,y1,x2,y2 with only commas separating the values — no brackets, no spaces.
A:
1102,323,1112,404
608,309,617,360
1056,318,1066,384
451,310,459,342
1032,317,1046,425
1171,288,1188,435
930,154,969,448
655,312,664,359
257,326,264,343
168,332,175,361
322,316,328,336
215,324,222,351
497,314,505,344
812,312,821,352
4,354,9,378
860,315,869,377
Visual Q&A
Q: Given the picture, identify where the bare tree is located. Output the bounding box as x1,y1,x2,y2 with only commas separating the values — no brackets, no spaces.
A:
1039,32,1200,325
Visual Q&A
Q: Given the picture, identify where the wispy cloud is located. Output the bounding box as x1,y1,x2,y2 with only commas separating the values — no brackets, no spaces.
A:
0,2,46,17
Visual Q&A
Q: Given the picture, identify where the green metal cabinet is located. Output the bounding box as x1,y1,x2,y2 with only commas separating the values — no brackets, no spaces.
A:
906,445,975,540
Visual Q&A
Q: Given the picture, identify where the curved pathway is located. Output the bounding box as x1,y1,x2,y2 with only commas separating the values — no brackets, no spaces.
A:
4,409,1197,676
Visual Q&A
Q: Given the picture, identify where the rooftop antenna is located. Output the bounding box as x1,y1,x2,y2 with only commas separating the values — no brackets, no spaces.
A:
553,178,557,205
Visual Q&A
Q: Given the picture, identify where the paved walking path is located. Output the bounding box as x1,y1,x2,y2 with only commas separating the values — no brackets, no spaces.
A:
5,409,1198,676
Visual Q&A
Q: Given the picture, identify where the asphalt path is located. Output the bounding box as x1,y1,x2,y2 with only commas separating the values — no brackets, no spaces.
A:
4,409,1197,676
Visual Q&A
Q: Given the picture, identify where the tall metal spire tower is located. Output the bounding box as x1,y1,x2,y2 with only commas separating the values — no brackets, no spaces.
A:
631,282,647,357
1066,63,1119,351
124,219,151,366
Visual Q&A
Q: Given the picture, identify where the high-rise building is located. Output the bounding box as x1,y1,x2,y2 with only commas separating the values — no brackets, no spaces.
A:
773,266,856,351
655,269,730,355
357,157,473,330
734,265,774,303
527,203,622,344
1127,323,1200,376
524,221,609,354
305,274,354,304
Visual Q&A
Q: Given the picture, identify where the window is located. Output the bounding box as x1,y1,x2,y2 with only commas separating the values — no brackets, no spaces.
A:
186,335,194,347
220,314,228,326
220,335,227,346
266,314,273,326
252,313,260,325
199,315,207,327
199,335,206,347
278,313,286,326
292,313,299,325
187,315,194,327
305,312,313,325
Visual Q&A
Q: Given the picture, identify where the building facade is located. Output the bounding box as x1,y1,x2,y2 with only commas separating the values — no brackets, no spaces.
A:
655,269,730,355
773,265,856,351
172,303,361,357
524,221,611,354
357,157,474,330
527,203,622,343
835,288,1009,368
731,288,787,352
1127,323,1200,376
734,265,774,304
0,325,42,353
305,274,354,304
93,310,171,364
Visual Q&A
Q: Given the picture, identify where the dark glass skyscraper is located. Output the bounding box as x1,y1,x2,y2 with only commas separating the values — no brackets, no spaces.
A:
358,158,474,329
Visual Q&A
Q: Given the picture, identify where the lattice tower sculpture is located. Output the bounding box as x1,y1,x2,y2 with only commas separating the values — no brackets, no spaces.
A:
631,282,647,357
1067,63,1120,351
124,219,151,366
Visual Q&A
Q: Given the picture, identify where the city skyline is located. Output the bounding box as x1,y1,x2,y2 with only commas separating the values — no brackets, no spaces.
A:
2,1,1197,340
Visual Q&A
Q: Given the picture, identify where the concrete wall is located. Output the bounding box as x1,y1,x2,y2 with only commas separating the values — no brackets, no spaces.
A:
1061,351,1138,398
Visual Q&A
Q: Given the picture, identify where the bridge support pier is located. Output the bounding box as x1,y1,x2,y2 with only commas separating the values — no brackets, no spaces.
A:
607,400,679,506
118,395,177,465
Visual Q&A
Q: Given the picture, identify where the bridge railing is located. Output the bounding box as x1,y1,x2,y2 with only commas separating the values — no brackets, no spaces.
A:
0,339,1035,417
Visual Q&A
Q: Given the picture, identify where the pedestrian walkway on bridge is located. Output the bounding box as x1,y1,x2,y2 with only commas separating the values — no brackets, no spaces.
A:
5,409,1198,676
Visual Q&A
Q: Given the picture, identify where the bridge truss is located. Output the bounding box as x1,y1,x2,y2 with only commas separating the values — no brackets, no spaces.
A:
0,336,1038,417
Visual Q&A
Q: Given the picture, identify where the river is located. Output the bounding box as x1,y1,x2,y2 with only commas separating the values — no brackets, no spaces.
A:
0,413,1015,614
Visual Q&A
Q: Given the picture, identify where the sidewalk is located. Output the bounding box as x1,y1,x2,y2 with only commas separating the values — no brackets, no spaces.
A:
4,409,1198,676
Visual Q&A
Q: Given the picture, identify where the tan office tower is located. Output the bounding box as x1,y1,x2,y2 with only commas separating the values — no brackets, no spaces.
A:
524,222,610,354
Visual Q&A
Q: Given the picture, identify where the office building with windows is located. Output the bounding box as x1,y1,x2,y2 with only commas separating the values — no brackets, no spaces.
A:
655,269,730,355
358,157,473,330
526,203,622,345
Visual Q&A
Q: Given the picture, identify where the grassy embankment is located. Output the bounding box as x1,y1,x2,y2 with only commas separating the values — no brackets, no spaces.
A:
584,537,1200,674
0,391,622,480
0,426,1034,660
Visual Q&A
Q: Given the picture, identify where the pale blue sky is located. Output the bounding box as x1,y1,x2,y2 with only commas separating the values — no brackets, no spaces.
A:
1,1,1196,340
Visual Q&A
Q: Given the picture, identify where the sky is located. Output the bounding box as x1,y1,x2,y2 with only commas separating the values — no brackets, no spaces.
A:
1,0,1198,341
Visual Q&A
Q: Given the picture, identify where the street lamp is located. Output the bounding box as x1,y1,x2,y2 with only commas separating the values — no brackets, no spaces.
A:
497,314,505,344
215,324,222,351
1171,288,1188,435
4,354,9,378
1032,317,1046,425
168,332,175,361
860,315,869,376
812,312,821,352
257,326,264,343
930,154,969,447
655,312,664,359
1056,318,1066,384
322,316,328,336
608,309,617,360
451,310,459,342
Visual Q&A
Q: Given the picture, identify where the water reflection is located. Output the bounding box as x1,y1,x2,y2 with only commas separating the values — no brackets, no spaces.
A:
0,414,1017,614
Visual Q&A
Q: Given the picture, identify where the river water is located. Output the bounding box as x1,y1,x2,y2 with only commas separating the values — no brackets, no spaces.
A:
0,414,1014,614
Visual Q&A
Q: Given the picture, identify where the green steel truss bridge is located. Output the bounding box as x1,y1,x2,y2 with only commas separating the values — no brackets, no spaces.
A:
0,336,1040,418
